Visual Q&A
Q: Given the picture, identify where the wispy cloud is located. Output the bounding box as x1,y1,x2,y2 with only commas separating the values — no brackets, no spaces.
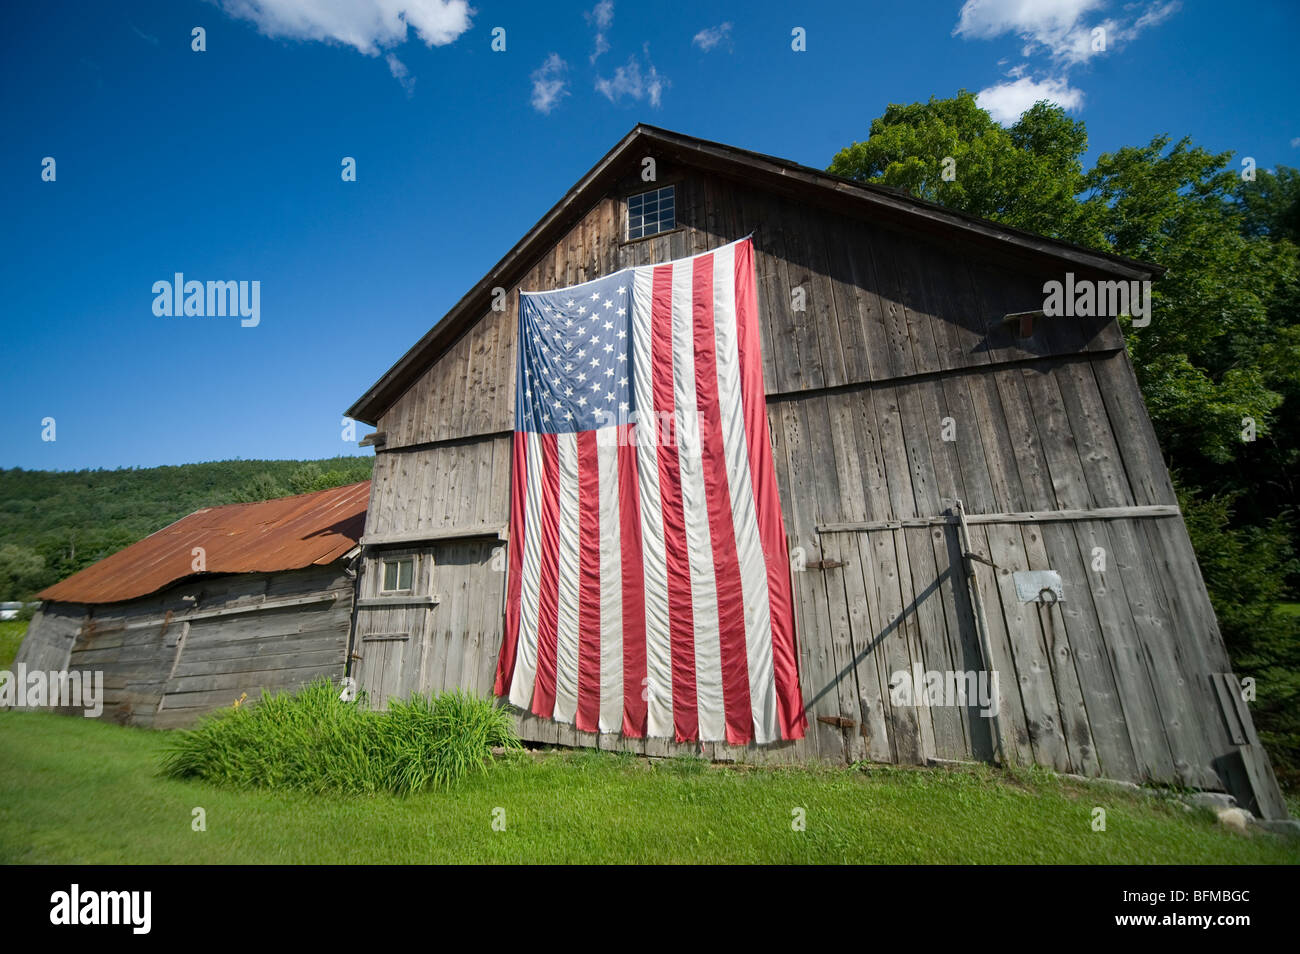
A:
692,22,732,52
129,23,159,45
595,47,666,108
585,0,614,63
531,53,570,114
212,0,472,54
386,53,414,96
955,0,1180,124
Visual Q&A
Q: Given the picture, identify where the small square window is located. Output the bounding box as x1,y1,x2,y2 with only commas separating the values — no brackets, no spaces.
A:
382,558,413,592
627,184,675,240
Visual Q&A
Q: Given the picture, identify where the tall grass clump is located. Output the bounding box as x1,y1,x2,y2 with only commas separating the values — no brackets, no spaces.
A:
161,679,520,795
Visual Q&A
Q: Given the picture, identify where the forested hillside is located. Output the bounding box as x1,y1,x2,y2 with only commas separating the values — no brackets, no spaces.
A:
0,457,374,602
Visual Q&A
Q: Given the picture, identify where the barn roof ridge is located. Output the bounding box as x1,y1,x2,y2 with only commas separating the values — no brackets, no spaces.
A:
37,480,371,605
345,123,1164,425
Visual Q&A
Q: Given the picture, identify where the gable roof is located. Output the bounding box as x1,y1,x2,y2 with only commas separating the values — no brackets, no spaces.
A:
38,481,370,605
346,123,1163,425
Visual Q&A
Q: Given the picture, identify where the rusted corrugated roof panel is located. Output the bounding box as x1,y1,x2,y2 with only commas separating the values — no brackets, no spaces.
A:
38,480,370,605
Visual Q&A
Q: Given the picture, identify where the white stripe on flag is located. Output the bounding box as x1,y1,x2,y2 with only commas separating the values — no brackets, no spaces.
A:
672,258,725,742
596,428,624,733
632,264,674,738
509,430,544,710
553,431,581,724
711,243,779,743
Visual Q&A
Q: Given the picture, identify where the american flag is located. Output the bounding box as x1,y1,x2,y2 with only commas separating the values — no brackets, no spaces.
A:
493,238,805,744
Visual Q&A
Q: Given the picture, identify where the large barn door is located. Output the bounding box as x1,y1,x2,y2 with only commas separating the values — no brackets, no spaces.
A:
803,528,996,767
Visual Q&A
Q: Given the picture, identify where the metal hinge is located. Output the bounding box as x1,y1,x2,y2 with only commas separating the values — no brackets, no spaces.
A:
805,559,848,570
817,715,858,729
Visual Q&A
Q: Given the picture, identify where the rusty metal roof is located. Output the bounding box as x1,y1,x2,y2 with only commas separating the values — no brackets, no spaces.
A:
38,480,370,605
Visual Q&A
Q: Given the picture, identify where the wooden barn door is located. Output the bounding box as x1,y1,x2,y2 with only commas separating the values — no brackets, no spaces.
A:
802,528,996,767
353,539,507,708
415,538,507,699
352,547,432,708
352,612,417,709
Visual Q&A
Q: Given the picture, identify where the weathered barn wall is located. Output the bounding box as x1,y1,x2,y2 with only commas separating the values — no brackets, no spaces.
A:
13,564,354,728
14,602,85,673
352,158,1282,813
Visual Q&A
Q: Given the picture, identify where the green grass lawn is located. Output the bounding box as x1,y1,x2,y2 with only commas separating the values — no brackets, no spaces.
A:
1,710,1297,864
0,620,27,670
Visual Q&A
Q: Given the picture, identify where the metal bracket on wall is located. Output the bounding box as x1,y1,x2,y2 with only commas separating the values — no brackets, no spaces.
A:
1013,570,1065,603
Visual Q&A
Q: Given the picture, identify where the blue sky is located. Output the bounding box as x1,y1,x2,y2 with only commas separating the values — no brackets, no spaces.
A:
1,0,1296,471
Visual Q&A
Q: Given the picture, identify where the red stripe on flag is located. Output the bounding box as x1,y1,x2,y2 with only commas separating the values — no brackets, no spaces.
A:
691,253,754,745
531,432,562,720
618,423,647,737
733,240,805,740
575,430,603,733
494,430,528,697
652,263,698,742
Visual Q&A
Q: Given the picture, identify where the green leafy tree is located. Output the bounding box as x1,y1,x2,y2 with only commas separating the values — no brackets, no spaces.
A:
0,544,46,600
1238,165,1300,243
1076,138,1298,472
828,91,1101,245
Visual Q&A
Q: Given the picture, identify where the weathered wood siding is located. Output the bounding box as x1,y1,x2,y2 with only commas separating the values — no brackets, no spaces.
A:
364,436,511,541
12,565,353,728
13,602,85,673
355,161,1278,808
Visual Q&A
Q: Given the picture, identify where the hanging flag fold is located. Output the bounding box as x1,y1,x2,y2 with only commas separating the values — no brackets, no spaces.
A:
493,238,805,745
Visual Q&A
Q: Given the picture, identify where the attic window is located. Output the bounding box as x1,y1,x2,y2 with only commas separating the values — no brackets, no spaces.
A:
382,558,413,592
627,184,675,239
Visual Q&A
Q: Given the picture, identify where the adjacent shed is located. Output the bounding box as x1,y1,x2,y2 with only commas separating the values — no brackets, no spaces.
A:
13,481,368,727
342,125,1286,817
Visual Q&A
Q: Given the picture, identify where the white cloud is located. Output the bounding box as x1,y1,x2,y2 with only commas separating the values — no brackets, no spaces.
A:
586,0,614,63
957,1,1178,125
595,50,666,108
1291,137,1300,148
692,22,732,52
386,53,414,95
976,74,1085,125
954,0,1180,67
213,0,473,55
531,53,569,114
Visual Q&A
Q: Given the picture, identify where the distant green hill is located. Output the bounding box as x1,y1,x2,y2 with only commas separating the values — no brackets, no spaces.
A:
0,457,374,601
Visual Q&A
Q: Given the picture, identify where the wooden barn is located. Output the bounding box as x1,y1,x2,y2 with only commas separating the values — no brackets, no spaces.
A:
12,481,367,727
344,125,1286,817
